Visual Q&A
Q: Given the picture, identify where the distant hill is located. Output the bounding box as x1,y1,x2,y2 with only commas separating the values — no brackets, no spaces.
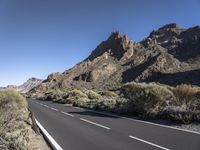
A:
1,78,43,93
30,23,200,95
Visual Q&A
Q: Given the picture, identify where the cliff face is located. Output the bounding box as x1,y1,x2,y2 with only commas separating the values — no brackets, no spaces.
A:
30,23,200,95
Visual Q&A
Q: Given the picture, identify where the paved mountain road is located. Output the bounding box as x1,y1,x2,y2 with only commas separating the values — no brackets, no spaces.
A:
28,99,200,150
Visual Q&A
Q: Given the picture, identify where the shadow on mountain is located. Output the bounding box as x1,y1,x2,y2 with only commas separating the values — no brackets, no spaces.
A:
122,55,159,83
144,69,200,86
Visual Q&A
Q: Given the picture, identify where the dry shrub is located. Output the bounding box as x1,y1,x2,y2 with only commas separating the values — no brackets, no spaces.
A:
122,82,175,117
0,89,27,109
173,84,198,106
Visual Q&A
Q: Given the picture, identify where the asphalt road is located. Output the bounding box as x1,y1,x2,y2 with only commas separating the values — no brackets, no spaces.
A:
28,99,200,150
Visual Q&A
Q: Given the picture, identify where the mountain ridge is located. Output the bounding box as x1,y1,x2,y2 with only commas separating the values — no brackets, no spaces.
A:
30,23,200,95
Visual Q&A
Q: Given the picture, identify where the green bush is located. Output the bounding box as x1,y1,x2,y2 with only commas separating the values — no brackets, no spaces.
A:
85,90,101,99
44,89,64,102
0,90,27,108
100,91,119,98
122,82,175,117
72,97,90,107
69,89,88,100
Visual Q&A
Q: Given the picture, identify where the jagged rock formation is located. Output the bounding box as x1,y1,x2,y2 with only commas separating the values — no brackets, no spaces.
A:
29,23,200,95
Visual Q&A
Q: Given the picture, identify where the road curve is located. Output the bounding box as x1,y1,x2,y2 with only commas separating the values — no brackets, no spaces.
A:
28,99,200,150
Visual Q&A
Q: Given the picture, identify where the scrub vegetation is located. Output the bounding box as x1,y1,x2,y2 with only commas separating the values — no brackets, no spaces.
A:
30,83,200,124
0,90,49,150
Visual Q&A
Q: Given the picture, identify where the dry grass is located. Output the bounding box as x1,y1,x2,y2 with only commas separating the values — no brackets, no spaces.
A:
0,89,27,108
173,84,198,106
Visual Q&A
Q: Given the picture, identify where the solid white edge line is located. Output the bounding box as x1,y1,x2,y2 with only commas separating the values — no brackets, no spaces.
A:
80,118,110,130
126,117,200,135
129,135,170,150
35,119,63,150
74,107,200,135
60,111,74,117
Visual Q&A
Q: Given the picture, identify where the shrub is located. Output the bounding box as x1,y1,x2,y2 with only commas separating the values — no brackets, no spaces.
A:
72,97,90,107
161,106,195,124
85,90,101,99
122,82,175,117
173,84,198,106
0,90,27,109
99,99,117,110
100,91,119,98
44,89,64,102
69,89,88,100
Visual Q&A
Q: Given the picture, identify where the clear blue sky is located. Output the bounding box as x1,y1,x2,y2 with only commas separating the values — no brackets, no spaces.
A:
0,0,199,86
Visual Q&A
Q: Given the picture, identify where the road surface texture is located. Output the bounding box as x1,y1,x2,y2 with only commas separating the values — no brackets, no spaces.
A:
28,99,200,150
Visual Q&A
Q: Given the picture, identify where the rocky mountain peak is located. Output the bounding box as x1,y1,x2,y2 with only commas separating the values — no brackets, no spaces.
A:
27,77,42,82
141,23,185,50
87,31,135,61
158,23,179,30
108,31,121,40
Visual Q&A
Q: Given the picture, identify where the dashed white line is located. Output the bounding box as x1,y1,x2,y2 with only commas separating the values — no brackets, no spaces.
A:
129,135,170,150
73,107,200,135
61,111,74,117
50,107,58,111
35,119,63,150
44,105,49,108
80,118,110,130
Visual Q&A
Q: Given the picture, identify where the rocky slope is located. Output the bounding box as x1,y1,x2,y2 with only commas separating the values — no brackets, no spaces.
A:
18,78,43,93
30,23,200,95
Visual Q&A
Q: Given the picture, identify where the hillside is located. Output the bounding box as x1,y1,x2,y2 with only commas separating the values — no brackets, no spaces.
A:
28,23,200,123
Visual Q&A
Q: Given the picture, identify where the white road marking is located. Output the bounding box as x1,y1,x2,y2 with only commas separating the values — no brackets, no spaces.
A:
74,107,200,135
129,135,170,150
127,118,200,135
44,105,49,108
61,111,74,117
80,118,110,130
50,107,58,111
35,119,63,150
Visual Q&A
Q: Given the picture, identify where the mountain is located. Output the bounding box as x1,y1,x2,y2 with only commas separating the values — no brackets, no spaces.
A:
18,78,43,93
27,23,200,123
30,23,200,95
1,78,43,93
